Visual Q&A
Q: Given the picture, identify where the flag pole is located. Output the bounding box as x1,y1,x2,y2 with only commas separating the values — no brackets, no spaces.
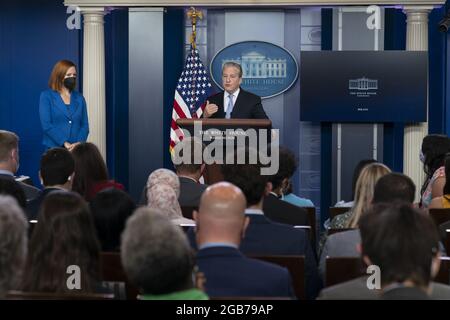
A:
187,7,203,50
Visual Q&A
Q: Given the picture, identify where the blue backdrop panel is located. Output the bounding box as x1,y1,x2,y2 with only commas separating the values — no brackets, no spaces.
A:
0,0,80,186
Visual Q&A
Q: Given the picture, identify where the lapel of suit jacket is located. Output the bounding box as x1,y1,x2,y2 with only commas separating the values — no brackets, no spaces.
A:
51,91,71,120
69,92,80,118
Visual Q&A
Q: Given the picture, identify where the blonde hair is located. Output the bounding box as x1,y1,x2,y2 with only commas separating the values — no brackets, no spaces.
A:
346,163,391,228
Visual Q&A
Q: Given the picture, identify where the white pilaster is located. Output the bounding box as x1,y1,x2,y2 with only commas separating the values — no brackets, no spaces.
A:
81,7,107,159
403,6,432,201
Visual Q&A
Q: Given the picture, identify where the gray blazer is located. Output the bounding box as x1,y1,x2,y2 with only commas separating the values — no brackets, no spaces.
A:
319,229,361,280
318,276,450,300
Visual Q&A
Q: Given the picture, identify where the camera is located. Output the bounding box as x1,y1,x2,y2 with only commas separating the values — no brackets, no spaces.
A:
439,11,450,33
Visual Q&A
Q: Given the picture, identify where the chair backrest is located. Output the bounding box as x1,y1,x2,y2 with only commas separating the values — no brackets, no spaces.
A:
329,207,349,220
445,230,450,256
325,257,366,287
327,228,356,236
429,208,450,227
248,255,305,300
305,207,316,247
181,206,197,220
435,256,450,285
6,290,114,300
100,251,139,300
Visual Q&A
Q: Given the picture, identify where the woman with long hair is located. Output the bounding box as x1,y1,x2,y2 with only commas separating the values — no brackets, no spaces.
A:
329,163,391,229
429,153,450,209
22,191,102,293
71,142,124,201
420,134,450,208
39,60,89,151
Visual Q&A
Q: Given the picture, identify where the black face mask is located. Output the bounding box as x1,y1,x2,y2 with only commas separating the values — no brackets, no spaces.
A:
63,77,76,91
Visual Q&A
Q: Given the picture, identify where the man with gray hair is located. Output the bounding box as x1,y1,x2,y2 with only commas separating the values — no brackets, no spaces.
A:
0,195,28,297
121,207,208,300
203,62,268,119
0,130,39,201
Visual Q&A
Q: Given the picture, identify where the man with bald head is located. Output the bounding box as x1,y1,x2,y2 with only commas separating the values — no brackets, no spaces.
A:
193,182,295,298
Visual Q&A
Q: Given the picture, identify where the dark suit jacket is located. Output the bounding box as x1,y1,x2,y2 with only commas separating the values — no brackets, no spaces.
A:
26,187,63,221
196,246,295,298
263,193,309,226
178,177,208,207
207,88,268,119
188,213,322,299
0,173,40,202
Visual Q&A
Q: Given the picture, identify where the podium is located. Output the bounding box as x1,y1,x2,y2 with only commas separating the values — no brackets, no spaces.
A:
176,118,272,184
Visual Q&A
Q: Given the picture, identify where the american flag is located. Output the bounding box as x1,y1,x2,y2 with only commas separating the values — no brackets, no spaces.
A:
170,46,213,153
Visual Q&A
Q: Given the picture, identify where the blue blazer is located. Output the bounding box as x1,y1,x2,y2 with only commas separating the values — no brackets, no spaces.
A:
39,89,89,148
196,246,295,298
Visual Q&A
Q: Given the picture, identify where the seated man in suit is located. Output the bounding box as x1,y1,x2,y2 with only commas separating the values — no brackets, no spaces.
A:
193,182,295,298
203,62,268,119
172,137,207,208
319,173,416,279
0,130,39,201
26,148,74,221
318,203,450,300
263,147,309,226
220,149,321,299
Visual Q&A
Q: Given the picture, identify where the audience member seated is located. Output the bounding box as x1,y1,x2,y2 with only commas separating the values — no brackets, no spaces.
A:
0,195,28,298
0,177,27,209
193,182,295,298
21,191,106,294
90,188,136,252
0,130,39,201
269,146,313,207
172,137,208,207
319,173,416,279
224,147,307,226
319,163,391,256
328,163,391,229
146,169,195,225
420,134,450,209
318,203,450,300
72,142,124,201
333,159,377,209
26,147,74,221
218,149,321,299
430,153,450,209
121,207,208,300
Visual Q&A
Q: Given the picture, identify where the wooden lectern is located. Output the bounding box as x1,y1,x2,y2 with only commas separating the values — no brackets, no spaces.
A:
176,118,272,184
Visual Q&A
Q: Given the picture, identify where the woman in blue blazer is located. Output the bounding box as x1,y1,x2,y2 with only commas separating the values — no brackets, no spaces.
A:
39,60,89,151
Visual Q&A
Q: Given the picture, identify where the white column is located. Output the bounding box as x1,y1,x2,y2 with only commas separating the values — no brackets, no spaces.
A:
80,7,107,159
403,6,432,202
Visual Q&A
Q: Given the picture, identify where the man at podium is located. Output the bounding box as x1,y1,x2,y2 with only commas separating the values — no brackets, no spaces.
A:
203,62,269,119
